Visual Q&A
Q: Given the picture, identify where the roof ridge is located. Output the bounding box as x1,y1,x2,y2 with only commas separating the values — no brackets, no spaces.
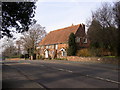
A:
50,24,81,33
39,23,84,45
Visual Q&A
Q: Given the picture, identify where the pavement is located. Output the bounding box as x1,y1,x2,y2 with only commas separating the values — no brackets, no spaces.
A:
2,59,120,88
2,64,45,88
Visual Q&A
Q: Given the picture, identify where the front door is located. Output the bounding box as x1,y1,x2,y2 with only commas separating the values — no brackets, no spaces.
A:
45,50,49,58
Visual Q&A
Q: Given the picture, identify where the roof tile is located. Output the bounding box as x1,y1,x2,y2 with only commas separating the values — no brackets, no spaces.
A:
39,24,81,45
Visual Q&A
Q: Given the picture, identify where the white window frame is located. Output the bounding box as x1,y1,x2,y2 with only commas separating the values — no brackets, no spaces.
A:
52,45,54,49
83,38,87,43
55,44,58,49
46,45,49,49
60,48,67,56
75,37,80,43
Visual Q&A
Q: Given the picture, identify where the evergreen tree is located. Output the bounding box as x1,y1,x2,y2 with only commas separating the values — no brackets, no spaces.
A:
1,2,36,38
67,33,76,56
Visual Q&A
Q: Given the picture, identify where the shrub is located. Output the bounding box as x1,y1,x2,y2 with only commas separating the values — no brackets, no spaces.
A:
76,49,91,57
10,55,20,58
67,33,76,56
89,48,113,57
89,48,102,57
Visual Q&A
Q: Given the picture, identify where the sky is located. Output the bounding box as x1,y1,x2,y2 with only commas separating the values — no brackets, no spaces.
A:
0,0,116,54
34,0,115,33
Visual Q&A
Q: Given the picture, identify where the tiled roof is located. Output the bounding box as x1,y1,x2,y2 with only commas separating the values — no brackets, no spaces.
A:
39,24,81,45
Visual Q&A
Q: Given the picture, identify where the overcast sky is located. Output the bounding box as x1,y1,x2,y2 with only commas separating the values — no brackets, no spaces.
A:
34,0,115,33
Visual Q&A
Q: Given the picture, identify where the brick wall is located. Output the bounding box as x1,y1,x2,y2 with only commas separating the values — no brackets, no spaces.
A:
75,24,90,49
65,56,118,65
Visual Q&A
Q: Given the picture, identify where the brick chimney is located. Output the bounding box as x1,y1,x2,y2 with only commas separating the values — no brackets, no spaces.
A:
81,23,85,30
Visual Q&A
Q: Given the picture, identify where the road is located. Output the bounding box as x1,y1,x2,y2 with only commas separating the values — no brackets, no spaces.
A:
2,60,120,88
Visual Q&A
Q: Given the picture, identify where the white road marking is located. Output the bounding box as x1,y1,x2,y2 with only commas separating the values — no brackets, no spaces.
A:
53,67,120,84
94,76,120,84
58,69,64,71
65,70,73,73
67,70,73,73
53,67,73,72
4,62,120,85
105,79,120,84
95,76,105,80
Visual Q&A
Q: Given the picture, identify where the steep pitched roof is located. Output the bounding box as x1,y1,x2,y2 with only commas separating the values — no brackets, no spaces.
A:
39,24,81,45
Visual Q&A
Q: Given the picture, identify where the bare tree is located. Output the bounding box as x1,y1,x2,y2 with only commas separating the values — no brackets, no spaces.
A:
87,2,118,56
16,40,23,57
1,37,16,52
92,3,115,28
2,38,17,58
20,24,47,60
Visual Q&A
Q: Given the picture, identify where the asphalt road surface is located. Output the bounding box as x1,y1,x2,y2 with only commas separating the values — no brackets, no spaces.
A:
2,60,120,88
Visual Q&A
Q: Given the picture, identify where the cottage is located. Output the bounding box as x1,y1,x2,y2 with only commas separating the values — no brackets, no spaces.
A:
37,24,89,59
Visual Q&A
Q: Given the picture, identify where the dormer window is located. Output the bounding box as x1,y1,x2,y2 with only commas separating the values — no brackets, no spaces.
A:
83,38,87,43
75,37,80,43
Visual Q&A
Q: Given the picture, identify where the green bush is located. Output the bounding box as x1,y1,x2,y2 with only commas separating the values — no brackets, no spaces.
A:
9,55,20,58
89,48,113,57
67,33,76,56
76,49,91,57
89,48,102,57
